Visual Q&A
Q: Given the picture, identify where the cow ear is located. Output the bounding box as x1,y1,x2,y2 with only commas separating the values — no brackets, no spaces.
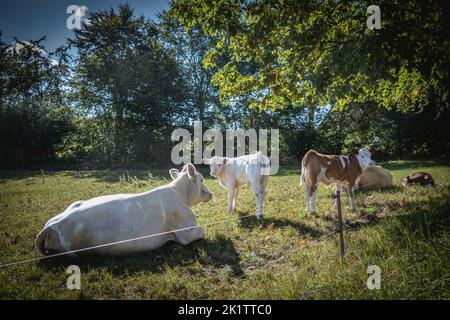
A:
186,163,197,181
169,169,179,180
202,158,211,165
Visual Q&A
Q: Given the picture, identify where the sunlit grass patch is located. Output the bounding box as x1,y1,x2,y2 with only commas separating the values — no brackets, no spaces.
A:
0,160,449,299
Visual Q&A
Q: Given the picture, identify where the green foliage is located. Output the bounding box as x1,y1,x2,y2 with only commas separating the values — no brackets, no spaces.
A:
1,3,449,169
68,5,187,165
172,0,450,113
158,11,223,127
0,35,72,168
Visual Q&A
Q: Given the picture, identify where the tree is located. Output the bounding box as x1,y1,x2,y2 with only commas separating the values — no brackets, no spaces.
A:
68,4,187,165
172,0,450,113
159,10,224,127
0,33,72,168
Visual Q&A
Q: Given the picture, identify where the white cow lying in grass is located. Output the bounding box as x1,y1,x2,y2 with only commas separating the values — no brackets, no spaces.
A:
35,164,212,256
202,152,270,221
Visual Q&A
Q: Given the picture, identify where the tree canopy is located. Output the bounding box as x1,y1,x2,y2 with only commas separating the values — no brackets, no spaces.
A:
172,0,450,113
1,2,449,169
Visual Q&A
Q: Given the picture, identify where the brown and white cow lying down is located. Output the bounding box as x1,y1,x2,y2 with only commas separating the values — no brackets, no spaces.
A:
356,165,393,189
403,171,435,187
35,164,212,256
300,148,374,213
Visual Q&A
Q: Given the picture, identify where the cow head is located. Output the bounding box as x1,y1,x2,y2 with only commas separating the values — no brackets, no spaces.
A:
170,163,213,206
402,176,411,187
201,157,227,177
353,147,374,170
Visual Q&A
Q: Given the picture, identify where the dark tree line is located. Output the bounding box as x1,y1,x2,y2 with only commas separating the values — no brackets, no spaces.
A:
1,2,449,169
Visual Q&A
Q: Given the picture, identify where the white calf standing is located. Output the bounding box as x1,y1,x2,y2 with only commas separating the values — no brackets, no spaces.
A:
202,152,270,220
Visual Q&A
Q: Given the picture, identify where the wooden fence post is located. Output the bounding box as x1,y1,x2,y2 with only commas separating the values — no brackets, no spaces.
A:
335,189,345,257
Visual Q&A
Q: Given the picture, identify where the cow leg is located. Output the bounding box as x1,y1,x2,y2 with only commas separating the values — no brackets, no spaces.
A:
227,184,236,213
304,181,310,211
309,170,324,214
232,187,239,211
301,169,310,211
309,183,318,213
347,184,356,210
175,226,204,245
174,209,205,245
259,175,269,203
256,175,269,220
251,183,263,221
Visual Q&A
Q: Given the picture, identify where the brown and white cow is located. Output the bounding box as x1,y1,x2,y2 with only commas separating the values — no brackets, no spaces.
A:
300,148,374,213
403,172,435,187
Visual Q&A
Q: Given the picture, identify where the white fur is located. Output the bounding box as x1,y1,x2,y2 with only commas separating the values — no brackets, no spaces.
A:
339,156,346,169
36,165,212,255
203,152,270,220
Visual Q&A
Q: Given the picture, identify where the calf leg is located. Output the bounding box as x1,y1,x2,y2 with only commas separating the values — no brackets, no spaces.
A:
347,183,356,210
304,182,310,211
309,169,326,214
257,175,269,220
232,187,239,211
259,175,269,203
227,185,236,213
308,183,318,213
251,183,264,221
301,170,310,211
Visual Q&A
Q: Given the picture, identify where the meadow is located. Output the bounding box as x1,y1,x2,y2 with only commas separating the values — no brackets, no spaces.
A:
0,160,449,299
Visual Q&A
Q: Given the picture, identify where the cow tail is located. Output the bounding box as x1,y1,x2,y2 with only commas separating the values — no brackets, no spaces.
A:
257,151,271,176
35,227,49,255
300,150,314,186
300,166,305,186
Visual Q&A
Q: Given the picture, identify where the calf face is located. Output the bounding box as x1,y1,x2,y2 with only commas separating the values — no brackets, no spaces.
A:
170,163,213,205
355,148,374,169
202,157,227,177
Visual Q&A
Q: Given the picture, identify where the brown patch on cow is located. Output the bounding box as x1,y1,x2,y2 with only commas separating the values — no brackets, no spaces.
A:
302,150,362,190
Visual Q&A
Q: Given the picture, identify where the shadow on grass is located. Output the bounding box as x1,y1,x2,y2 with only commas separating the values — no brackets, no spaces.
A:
379,159,450,171
38,235,243,277
65,166,217,184
355,185,405,194
346,186,450,232
236,211,324,239
0,166,217,185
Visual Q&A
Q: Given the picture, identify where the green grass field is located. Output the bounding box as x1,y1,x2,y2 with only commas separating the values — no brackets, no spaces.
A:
0,160,449,299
